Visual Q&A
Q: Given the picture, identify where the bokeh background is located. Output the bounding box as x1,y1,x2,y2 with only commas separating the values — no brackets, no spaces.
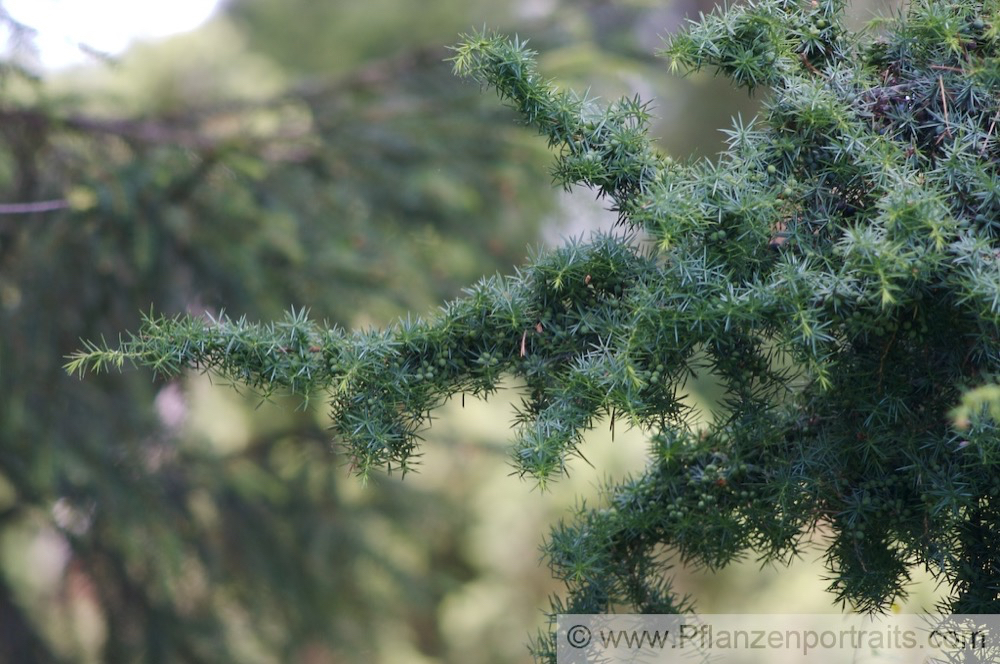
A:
0,0,933,662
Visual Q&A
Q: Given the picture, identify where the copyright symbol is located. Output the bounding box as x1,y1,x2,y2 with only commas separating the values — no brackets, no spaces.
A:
567,624,592,648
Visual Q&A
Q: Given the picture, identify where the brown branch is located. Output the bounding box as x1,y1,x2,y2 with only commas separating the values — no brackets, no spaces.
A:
0,199,69,215
0,107,220,150
798,52,827,79
939,76,952,139
982,111,999,156
62,115,219,149
0,43,449,180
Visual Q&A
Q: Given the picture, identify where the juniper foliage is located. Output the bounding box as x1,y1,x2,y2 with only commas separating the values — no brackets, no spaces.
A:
73,0,1000,657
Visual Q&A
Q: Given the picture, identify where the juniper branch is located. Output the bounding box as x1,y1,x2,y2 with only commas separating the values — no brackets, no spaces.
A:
71,0,1000,650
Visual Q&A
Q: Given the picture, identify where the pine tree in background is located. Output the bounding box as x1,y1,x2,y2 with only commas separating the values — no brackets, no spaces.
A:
0,2,557,661
65,0,1000,660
